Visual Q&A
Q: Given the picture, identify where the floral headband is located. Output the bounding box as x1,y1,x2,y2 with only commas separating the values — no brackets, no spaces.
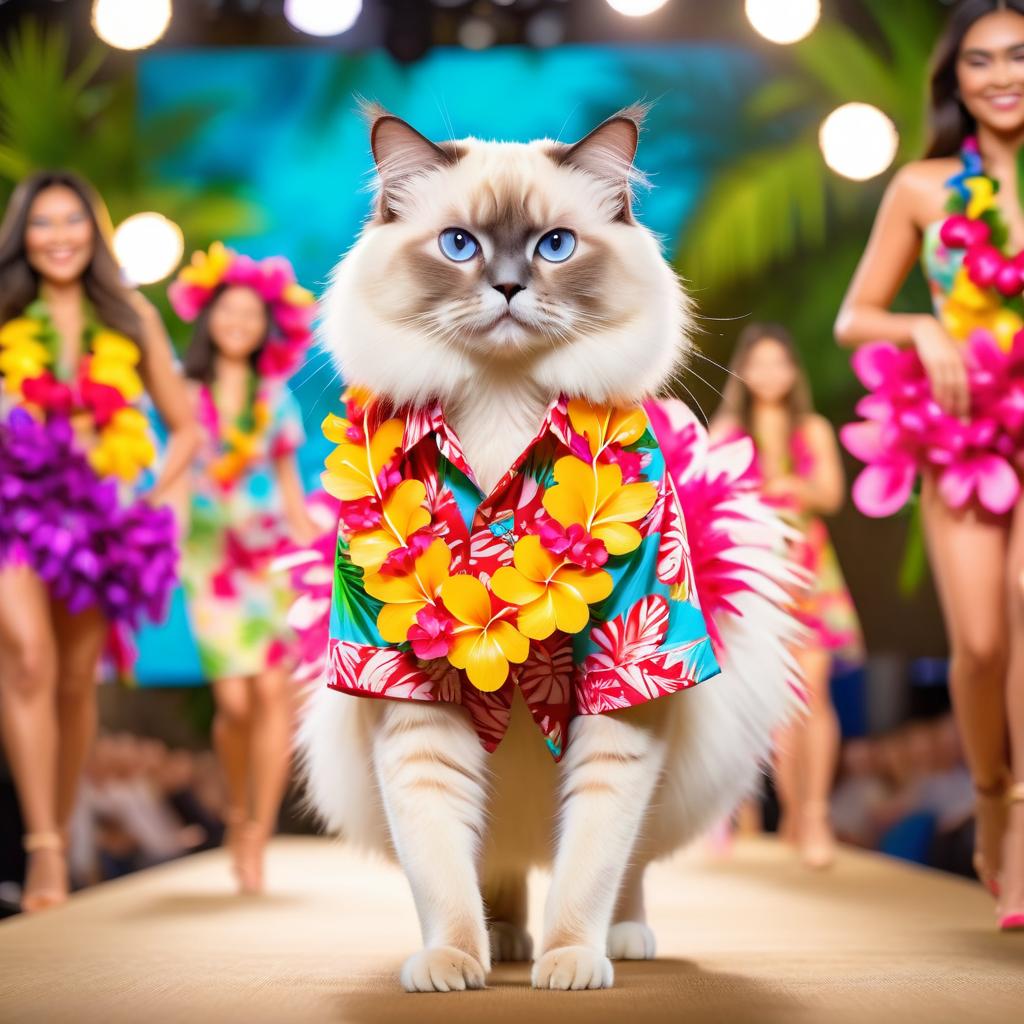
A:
168,241,316,379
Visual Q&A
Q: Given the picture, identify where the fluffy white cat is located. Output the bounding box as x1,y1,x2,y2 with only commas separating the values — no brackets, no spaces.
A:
300,104,800,992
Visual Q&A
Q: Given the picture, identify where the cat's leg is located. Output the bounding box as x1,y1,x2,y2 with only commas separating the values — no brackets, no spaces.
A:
607,858,656,960
532,709,666,990
483,871,533,962
373,701,491,992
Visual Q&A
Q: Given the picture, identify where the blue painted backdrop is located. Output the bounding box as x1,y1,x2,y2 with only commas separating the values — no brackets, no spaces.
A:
133,43,760,685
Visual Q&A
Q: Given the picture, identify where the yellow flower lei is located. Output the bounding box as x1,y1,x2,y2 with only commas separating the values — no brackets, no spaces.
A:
0,305,155,482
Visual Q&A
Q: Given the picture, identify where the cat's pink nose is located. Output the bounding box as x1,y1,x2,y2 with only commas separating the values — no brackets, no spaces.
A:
493,283,525,302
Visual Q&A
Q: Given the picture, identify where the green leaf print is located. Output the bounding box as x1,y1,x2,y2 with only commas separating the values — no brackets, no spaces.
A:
334,535,384,638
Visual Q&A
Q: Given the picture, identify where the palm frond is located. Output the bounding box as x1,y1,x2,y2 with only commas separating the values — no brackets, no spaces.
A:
677,132,828,290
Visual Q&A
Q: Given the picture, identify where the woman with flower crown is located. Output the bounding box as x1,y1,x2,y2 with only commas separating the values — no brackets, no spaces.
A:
837,0,1024,929
0,171,197,912
170,242,317,894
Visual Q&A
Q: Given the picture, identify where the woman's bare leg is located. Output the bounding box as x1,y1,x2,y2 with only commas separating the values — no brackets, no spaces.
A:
998,495,1024,919
212,676,252,889
212,676,252,817
795,645,839,868
236,664,292,893
921,477,1010,892
0,564,63,909
52,604,107,829
248,664,291,837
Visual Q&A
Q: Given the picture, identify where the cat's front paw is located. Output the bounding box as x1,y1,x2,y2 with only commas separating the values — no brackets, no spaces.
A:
607,921,656,960
400,947,486,992
531,946,614,990
489,921,533,962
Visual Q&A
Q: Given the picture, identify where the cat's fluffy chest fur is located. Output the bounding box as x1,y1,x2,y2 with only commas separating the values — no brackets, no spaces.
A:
444,376,554,494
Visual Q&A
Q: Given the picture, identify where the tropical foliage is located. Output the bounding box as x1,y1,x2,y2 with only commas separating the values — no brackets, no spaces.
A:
0,20,261,344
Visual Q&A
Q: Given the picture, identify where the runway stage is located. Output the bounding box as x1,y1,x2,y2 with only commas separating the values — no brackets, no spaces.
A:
1,837,1022,1024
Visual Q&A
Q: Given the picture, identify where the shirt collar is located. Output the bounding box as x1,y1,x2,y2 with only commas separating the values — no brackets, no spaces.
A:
392,394,573,494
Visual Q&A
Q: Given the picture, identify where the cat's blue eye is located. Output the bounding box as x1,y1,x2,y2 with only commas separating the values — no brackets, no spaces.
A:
438,228,479,262
535,229,576,263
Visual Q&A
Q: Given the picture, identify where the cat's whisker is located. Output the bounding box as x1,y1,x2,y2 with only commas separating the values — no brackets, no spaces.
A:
689,347,749,387
679,361,726,401
290,347,335,389
671,373,710,427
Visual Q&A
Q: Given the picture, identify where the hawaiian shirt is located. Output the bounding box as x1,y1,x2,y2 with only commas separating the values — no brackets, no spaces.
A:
325,394,719,760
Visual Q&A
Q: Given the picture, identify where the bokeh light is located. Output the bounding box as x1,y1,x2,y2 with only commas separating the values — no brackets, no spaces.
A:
113,213,185,286
606,0,670,17
91,0,171,51
819,103,899,181
284,0,362,38
745,0,821,45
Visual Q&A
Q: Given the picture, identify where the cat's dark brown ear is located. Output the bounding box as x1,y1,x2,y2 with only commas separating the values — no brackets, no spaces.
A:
361,102,459,222
554,104,648,223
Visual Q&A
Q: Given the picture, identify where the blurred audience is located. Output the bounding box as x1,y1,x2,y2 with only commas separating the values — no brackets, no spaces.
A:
830,713,976,877
67,733,226,888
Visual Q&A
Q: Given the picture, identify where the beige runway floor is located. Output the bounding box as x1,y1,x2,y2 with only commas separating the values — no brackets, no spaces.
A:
1,835,1022,1024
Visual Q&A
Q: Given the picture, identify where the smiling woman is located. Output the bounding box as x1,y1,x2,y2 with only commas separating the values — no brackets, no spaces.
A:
834,0,1024,933
0,170,197,914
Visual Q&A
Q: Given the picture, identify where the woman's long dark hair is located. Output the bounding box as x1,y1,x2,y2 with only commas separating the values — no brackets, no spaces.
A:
717,323,814,442
925,0,1024,157
0,170,143,344
182,284,269,386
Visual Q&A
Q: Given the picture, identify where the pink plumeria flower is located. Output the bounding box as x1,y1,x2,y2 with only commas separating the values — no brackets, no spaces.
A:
408,603,455,660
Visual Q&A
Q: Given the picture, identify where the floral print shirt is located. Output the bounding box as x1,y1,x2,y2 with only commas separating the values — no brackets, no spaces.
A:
325,394,719,760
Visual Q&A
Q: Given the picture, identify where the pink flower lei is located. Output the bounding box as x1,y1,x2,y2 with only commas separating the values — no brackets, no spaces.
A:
168,241,316,379
841,137,1024,518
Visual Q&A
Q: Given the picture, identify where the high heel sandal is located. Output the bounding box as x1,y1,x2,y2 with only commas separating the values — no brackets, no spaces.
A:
973,775,1009,899
21,832,68,913
998,783,1024,932
799,801,836,870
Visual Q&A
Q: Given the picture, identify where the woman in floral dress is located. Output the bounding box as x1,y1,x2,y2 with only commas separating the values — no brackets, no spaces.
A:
171,243,317,893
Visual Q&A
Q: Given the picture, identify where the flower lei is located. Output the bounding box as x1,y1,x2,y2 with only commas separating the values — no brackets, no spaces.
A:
198,375,272,489
841,137,1024,517
937,136,1024,350
321,389,659,692
0,300,155,482
169,241,316,379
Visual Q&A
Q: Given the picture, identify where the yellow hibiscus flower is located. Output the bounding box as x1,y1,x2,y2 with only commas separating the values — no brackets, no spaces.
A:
0,317,44,350
491,535,612,640
964,176,997,221
364,538,451,644
542,455,657,556
0,341,50,392
89,333,143,400
90,407,156,480
568,399,648,458
439,574,529,692
178,241,232,289
282,282,315,307
322,416,404,501
349,479,431,573
943,269,1023,351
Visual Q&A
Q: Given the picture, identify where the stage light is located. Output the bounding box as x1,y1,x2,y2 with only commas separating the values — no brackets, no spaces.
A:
745,0,820,45
92,0,171,51
459,17,498,50
819,103,899,181
284,0,362,37
526,10,566,48
113,213,184,286
606,0,669,16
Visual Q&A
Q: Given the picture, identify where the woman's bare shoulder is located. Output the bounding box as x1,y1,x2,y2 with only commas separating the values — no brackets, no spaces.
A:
890,158,961,226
